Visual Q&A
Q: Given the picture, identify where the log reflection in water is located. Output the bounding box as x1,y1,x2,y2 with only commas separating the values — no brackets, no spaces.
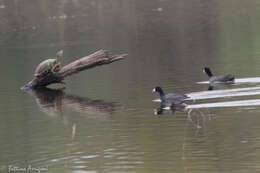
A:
28,87,119,118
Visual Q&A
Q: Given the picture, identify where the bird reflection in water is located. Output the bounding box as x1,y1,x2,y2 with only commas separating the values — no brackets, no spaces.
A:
154,102,186,116
154,102,207,130
207,82,235,91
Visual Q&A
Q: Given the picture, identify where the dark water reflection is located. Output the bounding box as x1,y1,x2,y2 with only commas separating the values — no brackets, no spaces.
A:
1,0,260,173
153,102,187,116
30,88,118,119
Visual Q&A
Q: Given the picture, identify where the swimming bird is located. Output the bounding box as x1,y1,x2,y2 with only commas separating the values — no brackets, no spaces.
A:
203,67,235,84
152,86,189,104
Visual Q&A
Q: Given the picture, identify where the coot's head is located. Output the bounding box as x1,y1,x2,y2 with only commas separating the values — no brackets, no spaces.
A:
203,67,213,77
152,86,164,96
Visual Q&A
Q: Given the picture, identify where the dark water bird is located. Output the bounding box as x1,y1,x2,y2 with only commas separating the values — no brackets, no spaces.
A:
203,67,235,84
152,86,189,104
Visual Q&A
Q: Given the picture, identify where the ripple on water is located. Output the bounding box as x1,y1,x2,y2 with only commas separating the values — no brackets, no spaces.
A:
197,77,260,84
72,171,96,173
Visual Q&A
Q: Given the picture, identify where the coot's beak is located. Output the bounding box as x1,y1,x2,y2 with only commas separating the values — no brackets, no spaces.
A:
152,88,156,93
203,69,205,73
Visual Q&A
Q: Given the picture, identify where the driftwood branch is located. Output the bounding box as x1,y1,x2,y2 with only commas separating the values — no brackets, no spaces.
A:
21,50,127,90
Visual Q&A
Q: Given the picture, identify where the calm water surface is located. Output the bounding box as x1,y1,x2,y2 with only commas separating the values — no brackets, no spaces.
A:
1,0,260,173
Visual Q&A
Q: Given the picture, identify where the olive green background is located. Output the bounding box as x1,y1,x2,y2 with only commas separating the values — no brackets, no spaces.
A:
1,0,260,173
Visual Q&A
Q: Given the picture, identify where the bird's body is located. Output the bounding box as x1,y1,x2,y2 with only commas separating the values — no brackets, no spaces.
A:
203,67,235,84
162,93,189,104
152,86,189,104
209,75,235,83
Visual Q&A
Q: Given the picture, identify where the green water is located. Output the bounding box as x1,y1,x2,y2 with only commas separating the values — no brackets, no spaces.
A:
1,0,260,173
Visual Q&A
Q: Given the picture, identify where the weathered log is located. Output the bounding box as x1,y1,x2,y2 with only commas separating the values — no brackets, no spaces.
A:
21,50,127,90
